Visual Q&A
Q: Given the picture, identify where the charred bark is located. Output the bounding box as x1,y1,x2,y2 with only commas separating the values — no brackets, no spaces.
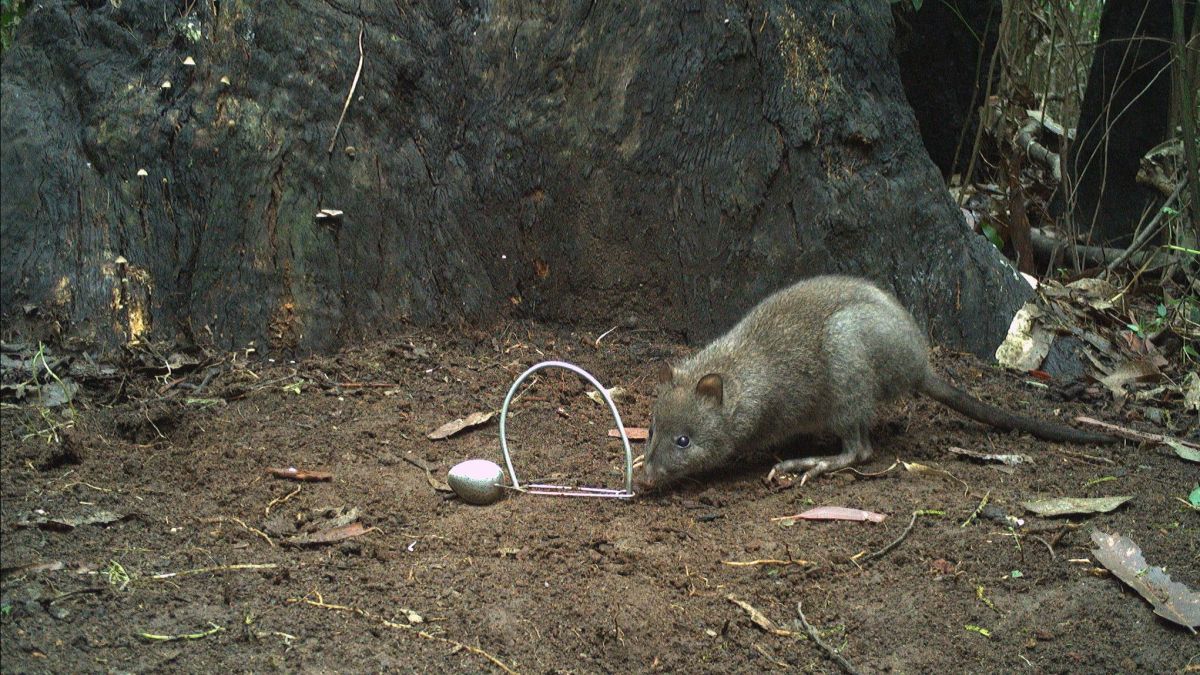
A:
1,0,1028,356
892,0,1002,178
1066,0,1195,245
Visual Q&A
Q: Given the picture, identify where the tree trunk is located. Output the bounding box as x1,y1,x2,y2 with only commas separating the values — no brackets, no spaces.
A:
0,0,1028,356
893,0,1002,178
1066,0,1194,245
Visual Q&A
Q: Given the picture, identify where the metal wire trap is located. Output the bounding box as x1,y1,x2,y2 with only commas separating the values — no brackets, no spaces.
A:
499,360,636,499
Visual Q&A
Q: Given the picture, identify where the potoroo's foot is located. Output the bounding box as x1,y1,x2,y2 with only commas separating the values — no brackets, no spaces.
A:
768,430,872,486
767,452,861,485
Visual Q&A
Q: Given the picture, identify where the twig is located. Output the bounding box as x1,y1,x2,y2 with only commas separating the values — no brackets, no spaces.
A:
327,24,366,155
961,491,991,528
594,326,618,348
290,592,518,674
722,558,815,568
266,485,301,517
139,622,225,642
402,456,451,492
796,602,860,675
1075,416,1199,449
57,481,117,494
151,563,278,580
1053,448,1116,465
1029,228,1173,270
856,511,920,566
1017,115,1062,182
752,643,790,669
1032,535,1056,559
976,585,1001,614
201,516,275,547
1103,180,1185,276
727,594,797,636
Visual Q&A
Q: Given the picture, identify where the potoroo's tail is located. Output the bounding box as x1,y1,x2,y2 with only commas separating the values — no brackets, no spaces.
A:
920,374,1115,444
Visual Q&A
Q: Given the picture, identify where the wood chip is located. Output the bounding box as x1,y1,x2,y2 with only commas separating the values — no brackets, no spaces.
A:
266,467,333,482
608,427,649,441
727,594,796,636
285,523,374,547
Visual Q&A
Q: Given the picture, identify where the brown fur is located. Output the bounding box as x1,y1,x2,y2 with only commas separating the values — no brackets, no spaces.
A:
640,275,1114,488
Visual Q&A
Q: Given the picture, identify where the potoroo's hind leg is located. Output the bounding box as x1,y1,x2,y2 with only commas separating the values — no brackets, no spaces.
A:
767,422,873,485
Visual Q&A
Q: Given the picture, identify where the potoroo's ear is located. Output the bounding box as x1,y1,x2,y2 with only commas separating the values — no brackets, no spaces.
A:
695,373,723,405
656,362,675,385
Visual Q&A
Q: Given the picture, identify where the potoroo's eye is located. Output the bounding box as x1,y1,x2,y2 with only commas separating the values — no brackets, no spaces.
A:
674,435,690,449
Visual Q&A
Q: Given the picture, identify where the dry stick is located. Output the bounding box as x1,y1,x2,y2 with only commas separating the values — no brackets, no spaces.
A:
1068,9,1165,252
752,643,790,669
327,24,365,156
1032,535,1056,560
1054,447,1116,465
1075,416,1199,449
796,602,860,675
857,511,920,566
402,455,451,492
961,491,991,528
292,594,518,674
1102,181,1185,276
265,485,301,517
202,516,275,547
1016,116,1062,182
1171,0,1200,234
947,0,996,181
1029,228,1172,270
957,4,1008,207
151,563,277,580
722,558,815,568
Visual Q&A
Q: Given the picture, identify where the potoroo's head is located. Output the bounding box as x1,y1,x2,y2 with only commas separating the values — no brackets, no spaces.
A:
639,365,737,490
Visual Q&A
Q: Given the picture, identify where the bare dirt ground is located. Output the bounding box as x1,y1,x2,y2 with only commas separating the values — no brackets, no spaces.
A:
2,322,1197,673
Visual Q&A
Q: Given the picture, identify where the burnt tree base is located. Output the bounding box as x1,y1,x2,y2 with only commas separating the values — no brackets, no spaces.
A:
1,0,1028,356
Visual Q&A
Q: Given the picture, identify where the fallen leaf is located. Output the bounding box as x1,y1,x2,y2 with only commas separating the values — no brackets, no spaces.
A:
902,461,968,488
947,446,1033,466
608,427,649,441
1098,358,1164,398
17,510,127,531
1190,487,1200,508
1066,278,1120,311
0,380,79,407
1,560,65,580
995,304,1052,372
427,411,495,440
586,386,627,404
930,559,957,575
773,506,887,523
1167,441,1200,463
726,594,795,636
266,467,333,482
297,506,360,532
1184,372,1200,412
1091,530,1200,632
1021,496,1132,517
286,522,373,546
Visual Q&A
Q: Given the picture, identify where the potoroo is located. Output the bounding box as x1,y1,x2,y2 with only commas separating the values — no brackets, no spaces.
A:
640,275,1113,489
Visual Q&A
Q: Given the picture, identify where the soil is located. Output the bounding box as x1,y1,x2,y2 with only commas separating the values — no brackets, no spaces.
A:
1,322,1197,674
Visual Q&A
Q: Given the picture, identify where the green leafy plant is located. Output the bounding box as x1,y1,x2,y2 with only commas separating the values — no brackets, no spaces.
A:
1126,303,1168,338
1,0,28,51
